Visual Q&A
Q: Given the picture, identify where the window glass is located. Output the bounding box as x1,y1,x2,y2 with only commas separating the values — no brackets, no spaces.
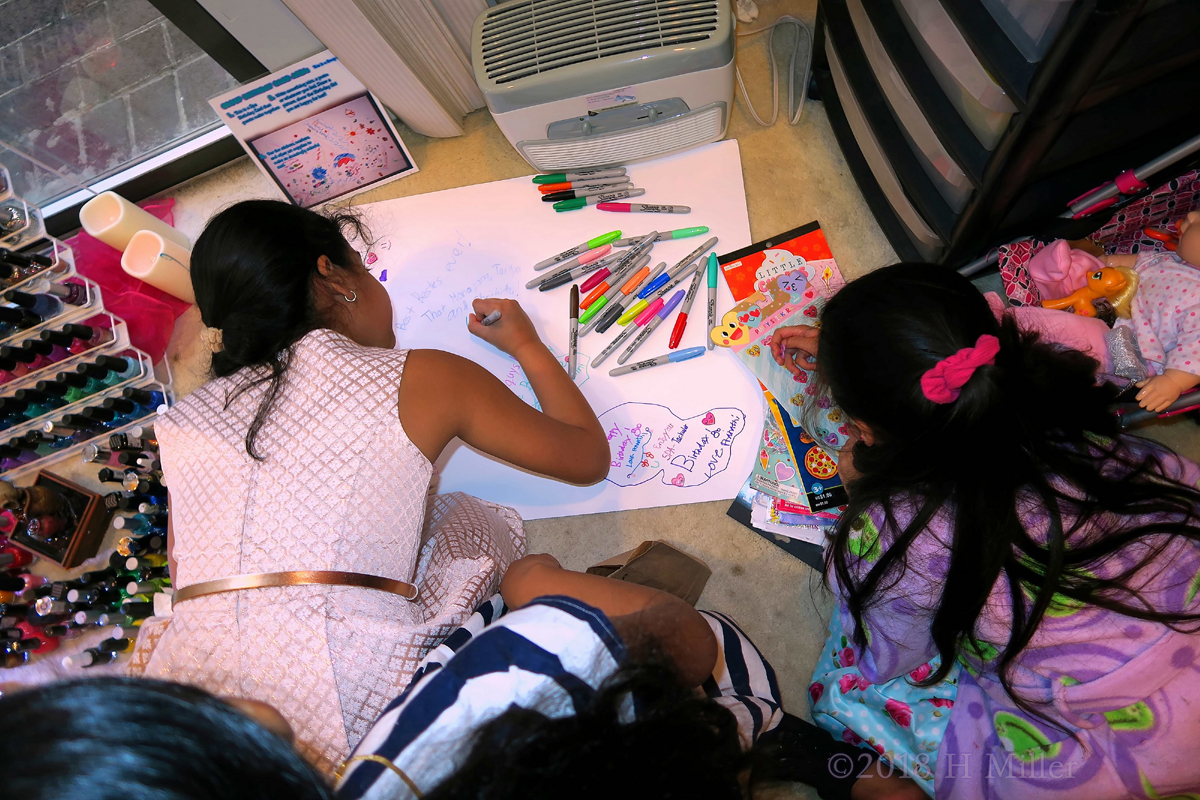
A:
0,0,241,205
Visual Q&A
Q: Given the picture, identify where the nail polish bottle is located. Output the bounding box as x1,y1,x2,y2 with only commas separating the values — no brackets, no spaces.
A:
125,579,169,596
0,445,23,471
0,305,40,333
127,565,168,583
62,648,117,669
7,289,63,319
42,323,113,354
137,502,164,515
42,281,87,306
98,612,142,628
14,387,62,414
41,623,87,640
58,412,108,432
98,636,133,654
0,546,33,568
102,397,145,421
112,514,165,535
72,608,110,625
103,492,140,512
125,555,167,571
22,338,67,365
57,371,107,403
2,651,29,668
79,355,137,386
81,406,118,427
0,346,39,377
118,600,155,620
0,356,18,385
22,431,64,455
82,444,117,465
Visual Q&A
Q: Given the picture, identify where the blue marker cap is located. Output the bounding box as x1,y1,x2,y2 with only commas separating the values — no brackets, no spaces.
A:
667,346,706,363
638,272,670,299
657,289,685,318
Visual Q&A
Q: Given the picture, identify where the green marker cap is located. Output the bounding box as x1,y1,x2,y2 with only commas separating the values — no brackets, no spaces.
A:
534,173,566,184
668,226,710,240
579,295,609,325
707,252,718,287
554,198,587,212
586,230,622,249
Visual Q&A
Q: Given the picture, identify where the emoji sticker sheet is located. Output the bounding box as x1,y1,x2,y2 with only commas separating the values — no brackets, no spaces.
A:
711,223,849,445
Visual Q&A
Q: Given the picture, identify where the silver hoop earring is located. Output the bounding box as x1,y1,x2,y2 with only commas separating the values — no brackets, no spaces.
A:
343,290,357,303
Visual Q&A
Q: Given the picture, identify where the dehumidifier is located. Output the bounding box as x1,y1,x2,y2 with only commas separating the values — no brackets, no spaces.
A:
472,0,736,171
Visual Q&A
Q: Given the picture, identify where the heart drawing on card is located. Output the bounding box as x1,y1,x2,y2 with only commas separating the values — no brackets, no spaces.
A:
775,462,796,482
702,412,716,425
365,252,378,265
671,474,686,487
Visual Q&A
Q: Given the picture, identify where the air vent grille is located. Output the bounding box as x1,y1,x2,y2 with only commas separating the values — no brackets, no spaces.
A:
481,0,720,84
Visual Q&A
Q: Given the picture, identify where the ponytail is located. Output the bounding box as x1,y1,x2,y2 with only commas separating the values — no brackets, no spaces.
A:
191,200,371,459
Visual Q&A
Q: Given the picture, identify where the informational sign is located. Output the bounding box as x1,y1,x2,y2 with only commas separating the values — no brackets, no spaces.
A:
209,51,417,208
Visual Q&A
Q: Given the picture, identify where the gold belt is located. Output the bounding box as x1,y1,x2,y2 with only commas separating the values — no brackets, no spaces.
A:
172,570,418,603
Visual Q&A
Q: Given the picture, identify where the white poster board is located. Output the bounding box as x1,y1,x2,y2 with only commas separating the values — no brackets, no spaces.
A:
209,51,417,208
361,140,764,520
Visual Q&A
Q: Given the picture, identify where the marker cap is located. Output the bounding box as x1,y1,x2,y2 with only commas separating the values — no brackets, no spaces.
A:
634,299,665,326
618,299,650,325
659,289,686,316
707,252,719,287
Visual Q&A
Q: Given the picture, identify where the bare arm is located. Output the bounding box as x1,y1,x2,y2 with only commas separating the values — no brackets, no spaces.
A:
399,299,610,484
501,554,719,688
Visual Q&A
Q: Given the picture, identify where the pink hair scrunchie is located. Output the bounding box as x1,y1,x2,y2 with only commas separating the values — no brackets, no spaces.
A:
920,334,1001,404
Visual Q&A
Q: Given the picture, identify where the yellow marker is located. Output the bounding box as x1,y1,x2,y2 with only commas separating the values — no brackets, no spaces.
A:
618,299,650,325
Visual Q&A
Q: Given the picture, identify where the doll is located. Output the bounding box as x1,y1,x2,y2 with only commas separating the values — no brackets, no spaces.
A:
1101,210,1200,412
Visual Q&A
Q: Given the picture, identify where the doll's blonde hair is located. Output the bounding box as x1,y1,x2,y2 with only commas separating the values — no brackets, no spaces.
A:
1109,266,1139,319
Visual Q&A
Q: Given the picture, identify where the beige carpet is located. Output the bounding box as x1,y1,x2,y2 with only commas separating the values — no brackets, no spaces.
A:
151,14,1199,798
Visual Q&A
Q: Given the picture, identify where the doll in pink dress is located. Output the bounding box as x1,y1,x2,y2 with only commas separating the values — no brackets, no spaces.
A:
1105,210,1200,411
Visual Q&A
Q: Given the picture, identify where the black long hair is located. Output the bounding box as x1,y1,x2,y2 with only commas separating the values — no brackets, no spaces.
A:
425,660,750,800
0,678,332,800
820,264,1200,716
191,200,371,459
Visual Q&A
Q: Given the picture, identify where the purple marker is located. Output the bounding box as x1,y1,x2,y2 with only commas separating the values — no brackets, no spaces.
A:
617,289,686,366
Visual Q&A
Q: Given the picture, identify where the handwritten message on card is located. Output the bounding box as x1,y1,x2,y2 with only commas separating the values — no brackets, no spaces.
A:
601,403,746,488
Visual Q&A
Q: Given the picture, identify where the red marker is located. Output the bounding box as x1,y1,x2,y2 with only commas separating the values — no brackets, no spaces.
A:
668,268,705,349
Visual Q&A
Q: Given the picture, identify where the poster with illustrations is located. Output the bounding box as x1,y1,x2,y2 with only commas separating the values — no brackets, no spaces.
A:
210,51,417,208
357,141,762,520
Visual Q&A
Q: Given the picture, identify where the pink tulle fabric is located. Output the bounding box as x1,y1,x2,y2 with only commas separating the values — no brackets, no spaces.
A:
64,198,192,362
920,334,1001,404
1025,239,1106,301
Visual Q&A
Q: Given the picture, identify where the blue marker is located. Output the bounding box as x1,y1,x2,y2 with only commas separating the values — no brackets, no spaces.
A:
609,345,705,376
638,270,672,300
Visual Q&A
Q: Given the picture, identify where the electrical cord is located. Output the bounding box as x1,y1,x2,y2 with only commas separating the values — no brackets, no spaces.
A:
734,15,815,127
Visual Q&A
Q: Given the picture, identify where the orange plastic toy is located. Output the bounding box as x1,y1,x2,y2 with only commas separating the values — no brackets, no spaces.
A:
1041,267,1131,317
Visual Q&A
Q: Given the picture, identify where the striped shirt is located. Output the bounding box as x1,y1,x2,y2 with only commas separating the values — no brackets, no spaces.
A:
336,596,783,800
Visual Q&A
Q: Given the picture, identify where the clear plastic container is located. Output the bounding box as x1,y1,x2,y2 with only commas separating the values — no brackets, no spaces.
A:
978,0,1075,62
892,0,1018,148
845,0,974,212
827,37,945,262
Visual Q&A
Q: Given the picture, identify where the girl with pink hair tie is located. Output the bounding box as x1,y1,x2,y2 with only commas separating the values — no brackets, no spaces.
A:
768,263,1200,799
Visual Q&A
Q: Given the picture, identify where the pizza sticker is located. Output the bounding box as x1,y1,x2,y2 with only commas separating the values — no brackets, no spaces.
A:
804,447,838,480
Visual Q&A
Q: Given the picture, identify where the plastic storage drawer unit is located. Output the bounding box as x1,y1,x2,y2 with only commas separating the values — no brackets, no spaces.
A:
892,0,1018,148
846,0,974,212
827,37,945,261
979,0,1076,61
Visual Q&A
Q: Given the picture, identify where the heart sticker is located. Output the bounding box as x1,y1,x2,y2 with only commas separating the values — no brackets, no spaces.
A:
739,313,751,324
775,462,796,482
671,474,686,487
804,290,814,299
747,345,761,357
804,306,819,318
702,412,716,425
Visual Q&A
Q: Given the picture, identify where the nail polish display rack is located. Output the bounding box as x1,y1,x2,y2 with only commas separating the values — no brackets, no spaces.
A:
0,178,174,481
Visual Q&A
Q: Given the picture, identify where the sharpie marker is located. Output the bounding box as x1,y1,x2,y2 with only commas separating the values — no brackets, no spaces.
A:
597,202,690,214
627,262,700,325
533,168,626,184
479,310,502,326
668,268,705,349
568,285,579,379
609,346,705,377
539,175,631,193
613,227,710,247
541,183,633,203
534,231,622,270
535,253,612,292
580,251,649,312
617,262,669,324
623,260,692,324
554,188,645,212
584,259,653,329
577,250,630,294
579,232,657,313
706,253,718,351
619,290,686,365
527,243,612,281
593,298,664,368
593,261,662,334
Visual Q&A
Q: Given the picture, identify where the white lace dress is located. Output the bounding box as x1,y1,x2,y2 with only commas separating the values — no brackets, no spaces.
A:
129,329,524,773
